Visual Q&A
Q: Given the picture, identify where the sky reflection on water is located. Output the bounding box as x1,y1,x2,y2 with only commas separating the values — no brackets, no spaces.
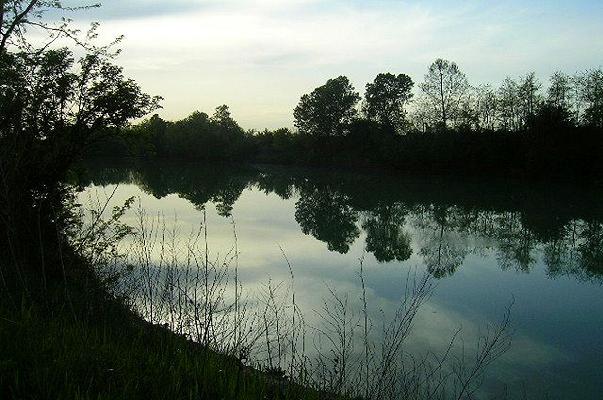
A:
78,162,603,399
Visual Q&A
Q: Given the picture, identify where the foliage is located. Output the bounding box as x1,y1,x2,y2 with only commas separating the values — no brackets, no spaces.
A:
583,68,603,128
92,106,248,160
0,46,160,293
293,76,360,137
89,59,603,180
0,2,526,399
363,72,414,134
419,58,469,129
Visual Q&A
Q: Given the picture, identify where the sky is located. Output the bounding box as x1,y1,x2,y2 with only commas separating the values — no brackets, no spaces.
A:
58,0,603,129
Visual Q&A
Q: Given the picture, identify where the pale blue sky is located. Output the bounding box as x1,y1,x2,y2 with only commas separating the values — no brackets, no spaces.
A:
63,0,603,128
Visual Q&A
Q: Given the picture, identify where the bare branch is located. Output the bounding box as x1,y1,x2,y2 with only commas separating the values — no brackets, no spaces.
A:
0,0,39,53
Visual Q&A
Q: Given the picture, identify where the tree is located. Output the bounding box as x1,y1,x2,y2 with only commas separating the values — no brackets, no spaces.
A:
456,90,480,131
474,84,498,131
582,68,603,128
419,58,469,129
293,76,360,136
497,77,521,131
1,49,160,150
211,104,241,132
362,73,413,133
0,1,160,290
547,71,572,111
1,1,108,55
517,72,542,129
570,72,587,123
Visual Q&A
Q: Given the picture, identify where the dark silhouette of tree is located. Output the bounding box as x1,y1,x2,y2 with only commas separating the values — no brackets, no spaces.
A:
1,49,160,161
294,186,360,253
363,73,414,133
293,76,360,136
582,68,603,128
547,72,572,112
84,59,603,182
120,107,249,161
517,72,542,129
211,104,244,134
0,1,103,54
419,58,469,129
533,102,573,130
455,91,480,131
0,2,160,290
570,72,587,123
497,77,521,131
474,84,498,131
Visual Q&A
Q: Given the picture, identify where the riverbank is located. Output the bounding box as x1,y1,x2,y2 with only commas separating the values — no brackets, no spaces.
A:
0,259,328,400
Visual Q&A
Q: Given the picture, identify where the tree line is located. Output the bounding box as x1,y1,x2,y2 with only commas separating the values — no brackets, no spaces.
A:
92,58,603,177
292,59,603,134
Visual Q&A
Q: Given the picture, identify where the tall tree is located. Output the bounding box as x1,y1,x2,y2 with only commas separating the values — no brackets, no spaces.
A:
570,72,587,123
0,1,160,291
547,71,572,111
497,77,521,131
517,72,542,129
362,73,414,133
456,90,480,131
582,68,603,128
419,58,469,129
211,104,243,134
474,84,498,131
293,76,360,136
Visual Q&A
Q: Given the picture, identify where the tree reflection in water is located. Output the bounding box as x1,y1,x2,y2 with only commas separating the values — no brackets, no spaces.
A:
76,161,603,281
362,204,412,263
295,186,360,254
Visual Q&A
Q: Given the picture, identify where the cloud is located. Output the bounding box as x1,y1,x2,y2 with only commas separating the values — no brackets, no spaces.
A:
56,0,603,129
60,0,208,20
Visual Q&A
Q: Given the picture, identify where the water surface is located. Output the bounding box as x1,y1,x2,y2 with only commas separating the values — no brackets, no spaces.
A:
77,161,603,399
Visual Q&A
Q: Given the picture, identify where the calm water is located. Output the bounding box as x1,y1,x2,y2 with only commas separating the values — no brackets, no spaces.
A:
77,161,603,399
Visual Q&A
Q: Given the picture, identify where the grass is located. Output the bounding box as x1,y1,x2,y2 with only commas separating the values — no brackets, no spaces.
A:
0,288,331,400
0,192,512,400
0,194,335,400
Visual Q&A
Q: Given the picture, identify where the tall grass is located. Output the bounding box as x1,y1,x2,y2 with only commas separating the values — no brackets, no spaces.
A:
93,197,514,400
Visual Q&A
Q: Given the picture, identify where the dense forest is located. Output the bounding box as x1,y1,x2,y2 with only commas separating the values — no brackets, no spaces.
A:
91,62,603,177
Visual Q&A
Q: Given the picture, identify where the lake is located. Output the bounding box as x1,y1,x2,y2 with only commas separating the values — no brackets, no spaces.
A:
76,161,603,399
